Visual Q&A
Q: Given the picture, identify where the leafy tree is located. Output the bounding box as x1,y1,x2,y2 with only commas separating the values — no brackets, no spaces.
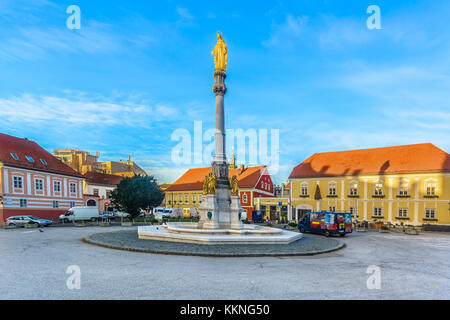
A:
110,175,164,219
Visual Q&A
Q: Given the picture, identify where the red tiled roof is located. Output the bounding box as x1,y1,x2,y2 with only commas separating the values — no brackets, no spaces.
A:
289,143,450,179
83,171,123,185
166,165,266,191
0,133,84,178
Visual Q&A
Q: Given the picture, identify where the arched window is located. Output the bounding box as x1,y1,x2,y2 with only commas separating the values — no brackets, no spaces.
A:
328,182,337,196
398,179,409,196
349,181,358,196
374,181,384,196
425,179,437,196
300,182,308,196
87,199,97,207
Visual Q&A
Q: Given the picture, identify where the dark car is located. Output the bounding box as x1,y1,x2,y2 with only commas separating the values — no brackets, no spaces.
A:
251,210,265,223
298,212,352,237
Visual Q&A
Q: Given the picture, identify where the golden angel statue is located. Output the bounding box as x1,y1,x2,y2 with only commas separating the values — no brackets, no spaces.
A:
230,175,239,196
202,175,209,195
208,173,217,194
211,32,228,73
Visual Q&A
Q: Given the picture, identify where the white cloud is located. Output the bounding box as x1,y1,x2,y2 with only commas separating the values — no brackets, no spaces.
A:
318,18,371,48
0,93,180,126
262,14,308,47
0,22,122,62
176,6,194,22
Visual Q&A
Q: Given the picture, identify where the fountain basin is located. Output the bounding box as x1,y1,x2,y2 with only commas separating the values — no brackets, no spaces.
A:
138,223,302,245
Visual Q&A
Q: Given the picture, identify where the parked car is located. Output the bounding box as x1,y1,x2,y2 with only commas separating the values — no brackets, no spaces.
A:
251,210,265,223
6,216,52,227
154,208,173,221
114,211,131,219
298,211,353,237
59,206,100,222
100,212,116,220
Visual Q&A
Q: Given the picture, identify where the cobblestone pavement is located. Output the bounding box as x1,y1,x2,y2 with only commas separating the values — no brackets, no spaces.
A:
84,230,344,256
0,226,449,299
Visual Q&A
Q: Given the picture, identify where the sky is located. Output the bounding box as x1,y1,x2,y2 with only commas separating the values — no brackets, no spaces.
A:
0,0,449,184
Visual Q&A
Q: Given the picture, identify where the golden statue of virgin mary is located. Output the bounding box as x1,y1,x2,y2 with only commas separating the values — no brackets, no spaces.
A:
211,32,228,73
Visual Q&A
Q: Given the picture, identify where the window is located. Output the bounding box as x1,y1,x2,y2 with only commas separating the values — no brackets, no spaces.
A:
40,159,48,166
425,208,436,219
53,201,59,208
328,183,337,196
93,188,99,196
178,195,182,202
69,183,77,194
398,180,409,196
13,176,23,189
25,156,34,163
70,201,75,208
398,208,408,218
106,190,112,199
329,206,336,212
425,180,437,196
374,182,384,196
242,194,248,203
185,194,189,203
20,199,27,208
373,207,383,217
53,181,61,192
10,153,20,161
35,179,44,191
350,207,357,217
300,183,308,196
349,182,358,196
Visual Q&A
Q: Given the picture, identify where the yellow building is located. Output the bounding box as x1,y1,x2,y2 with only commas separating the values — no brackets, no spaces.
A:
53,149,101,174
287,143,450,227
54,149,147,177
96,158,147,177
254,181,290,221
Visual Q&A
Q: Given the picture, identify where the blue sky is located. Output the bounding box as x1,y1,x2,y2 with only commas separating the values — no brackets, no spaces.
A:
0,0,449,184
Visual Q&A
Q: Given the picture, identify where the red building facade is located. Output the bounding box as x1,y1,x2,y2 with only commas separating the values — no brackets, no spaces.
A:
0,133,85,225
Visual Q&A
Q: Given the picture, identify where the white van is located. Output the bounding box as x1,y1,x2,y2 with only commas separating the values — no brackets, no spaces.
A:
59,206,99,222
168,208,182,218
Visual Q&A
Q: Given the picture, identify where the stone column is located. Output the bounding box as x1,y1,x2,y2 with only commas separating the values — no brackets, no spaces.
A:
212,72,227,165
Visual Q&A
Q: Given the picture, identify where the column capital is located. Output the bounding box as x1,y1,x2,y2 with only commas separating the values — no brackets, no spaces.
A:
212,71,227,95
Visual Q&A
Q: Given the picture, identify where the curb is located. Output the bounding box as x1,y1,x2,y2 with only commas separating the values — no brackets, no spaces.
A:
82,236,346,258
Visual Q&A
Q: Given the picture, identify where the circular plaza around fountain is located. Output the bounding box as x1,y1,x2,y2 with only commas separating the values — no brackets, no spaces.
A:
83,229,345,257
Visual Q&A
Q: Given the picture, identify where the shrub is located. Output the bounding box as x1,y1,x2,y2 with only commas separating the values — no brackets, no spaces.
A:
288,222,297,228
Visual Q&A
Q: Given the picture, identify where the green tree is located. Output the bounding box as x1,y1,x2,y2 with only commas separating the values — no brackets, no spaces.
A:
110,175,164,219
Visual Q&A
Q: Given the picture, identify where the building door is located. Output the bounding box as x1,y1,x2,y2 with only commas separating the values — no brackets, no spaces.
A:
270,206,277,221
